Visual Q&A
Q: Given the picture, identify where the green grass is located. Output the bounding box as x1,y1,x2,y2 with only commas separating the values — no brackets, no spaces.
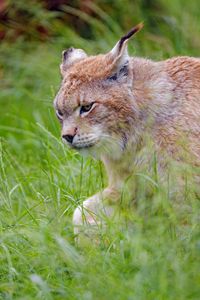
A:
1,2,200,299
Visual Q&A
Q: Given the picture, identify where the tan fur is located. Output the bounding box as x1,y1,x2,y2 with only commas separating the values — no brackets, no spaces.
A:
54,25,200,234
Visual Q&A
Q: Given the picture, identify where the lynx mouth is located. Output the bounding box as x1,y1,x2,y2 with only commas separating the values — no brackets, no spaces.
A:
71,139,99,150
72,143,95,149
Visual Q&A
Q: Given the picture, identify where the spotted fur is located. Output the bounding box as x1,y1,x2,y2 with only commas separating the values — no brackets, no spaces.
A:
54,24,200,234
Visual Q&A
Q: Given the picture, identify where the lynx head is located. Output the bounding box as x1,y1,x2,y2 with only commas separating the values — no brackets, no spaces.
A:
54,23,143,159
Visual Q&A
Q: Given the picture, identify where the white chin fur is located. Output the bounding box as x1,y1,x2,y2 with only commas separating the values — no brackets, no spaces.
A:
78,139,123,161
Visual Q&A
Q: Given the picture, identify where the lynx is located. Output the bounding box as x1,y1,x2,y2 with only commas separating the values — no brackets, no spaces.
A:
54,23,200,235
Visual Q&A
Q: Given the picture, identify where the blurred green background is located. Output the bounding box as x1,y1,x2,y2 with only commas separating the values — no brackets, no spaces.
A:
0,1,200,299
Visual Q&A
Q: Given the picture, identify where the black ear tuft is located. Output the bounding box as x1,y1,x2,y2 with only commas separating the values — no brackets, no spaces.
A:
110,22,143,59
118,23,143,54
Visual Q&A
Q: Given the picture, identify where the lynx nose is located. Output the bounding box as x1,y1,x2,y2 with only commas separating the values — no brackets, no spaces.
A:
62,134,74,144
62,127,77,144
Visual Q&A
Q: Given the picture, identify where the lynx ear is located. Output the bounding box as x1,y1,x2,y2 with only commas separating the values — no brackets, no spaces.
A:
109,23,143,70
60,47,88,76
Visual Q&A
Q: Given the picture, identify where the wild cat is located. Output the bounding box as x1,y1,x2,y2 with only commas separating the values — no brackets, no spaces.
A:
54,23,200,234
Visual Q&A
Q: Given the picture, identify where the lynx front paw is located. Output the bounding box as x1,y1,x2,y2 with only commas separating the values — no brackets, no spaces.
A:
73,195,114,236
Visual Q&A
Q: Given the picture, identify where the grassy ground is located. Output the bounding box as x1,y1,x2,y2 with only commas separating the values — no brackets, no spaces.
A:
1,2,200,299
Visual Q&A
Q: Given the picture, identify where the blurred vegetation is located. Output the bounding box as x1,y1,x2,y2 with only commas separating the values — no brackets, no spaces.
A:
0,1,200,299
1,0,200,53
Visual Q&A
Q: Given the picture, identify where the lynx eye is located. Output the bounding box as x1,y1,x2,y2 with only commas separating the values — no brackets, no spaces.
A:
80,103,94,115
56,109,63,120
